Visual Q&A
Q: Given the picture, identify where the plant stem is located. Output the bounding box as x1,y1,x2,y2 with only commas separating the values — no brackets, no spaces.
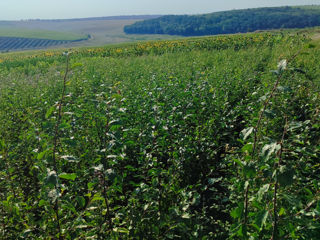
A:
102,172,113,231
97,113,113,236
244,182,249,235
245,51,300,233
51,53,70,239
252,72,282,157
271,116,288,240
272,182,278,240
252,49,300,157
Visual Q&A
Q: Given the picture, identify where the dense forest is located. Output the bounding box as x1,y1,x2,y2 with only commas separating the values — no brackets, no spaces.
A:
124,6,320,36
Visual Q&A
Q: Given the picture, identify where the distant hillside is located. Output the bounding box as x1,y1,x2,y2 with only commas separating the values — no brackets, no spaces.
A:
0,28,87,41
124,6,320,36
0,27,89,52
0,15,175,52
23,15,162,22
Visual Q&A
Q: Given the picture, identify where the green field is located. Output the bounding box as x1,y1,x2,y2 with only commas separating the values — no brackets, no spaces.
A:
295,5,320,10
0,27,87,41
0,17,178,51
0,17,178,52
0,30,319,239
0,26,89,52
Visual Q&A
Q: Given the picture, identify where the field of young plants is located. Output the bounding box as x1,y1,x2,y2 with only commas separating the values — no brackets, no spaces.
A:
0,37,73,52
0,31,319,239
0,28,88,52
0,17,174,51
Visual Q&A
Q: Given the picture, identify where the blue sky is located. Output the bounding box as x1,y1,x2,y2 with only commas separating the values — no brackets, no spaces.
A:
0,0,319,20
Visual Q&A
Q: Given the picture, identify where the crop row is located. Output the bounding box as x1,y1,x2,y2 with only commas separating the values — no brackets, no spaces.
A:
0,37,69,52
0,32,308,67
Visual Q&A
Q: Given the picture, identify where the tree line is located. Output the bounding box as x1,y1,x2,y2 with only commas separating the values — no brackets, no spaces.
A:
124,6,320,36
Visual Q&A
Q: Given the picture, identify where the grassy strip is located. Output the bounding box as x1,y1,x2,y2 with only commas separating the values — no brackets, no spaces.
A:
0,27,87,41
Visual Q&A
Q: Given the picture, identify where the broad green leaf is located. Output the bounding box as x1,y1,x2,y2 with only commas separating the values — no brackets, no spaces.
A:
48,189,59,202
277,85,292,93
242,143,253,154
38,199,47,207
60,155,77,162
270,69,280,75
76,196,86,208
76,225,89,229
62,202,77,214
0,139,5,148
231,203,243,219
307,43,316,48
92,164,103,172
277,166,294,187
113,228,129,234
255,210,269,230
37,150,48,160
232,158,244,167
304,188,313,196
283,193,301,207
59,122,71,130
110,124,121,131
111,93,122,100
208,177,223,185
87,182,95,190
45,105,55,119
262,142,281,160
231,207,241,219
277,59,287,71
257,184,270,202
109,119,120,125
243,164,256,178
45,171,58,186
279,207,286,216
315,201,320,215
241,127,254,140
288,121,303,131
236,225,244,237
182,213,190,219
59,173,77,181
264,109,276,119
71,62,83,69
92,194,104,202
66,80,72,86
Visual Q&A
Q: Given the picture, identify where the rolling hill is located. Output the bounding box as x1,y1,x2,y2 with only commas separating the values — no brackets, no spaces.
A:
124,6,320,36
0,28,88,52
0,15,176,52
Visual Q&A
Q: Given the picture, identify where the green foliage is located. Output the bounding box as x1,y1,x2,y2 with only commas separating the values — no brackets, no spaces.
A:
124,6,320,36
0,31,319,239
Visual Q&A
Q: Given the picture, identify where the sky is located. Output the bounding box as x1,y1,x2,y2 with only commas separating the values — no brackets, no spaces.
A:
0,0,319,20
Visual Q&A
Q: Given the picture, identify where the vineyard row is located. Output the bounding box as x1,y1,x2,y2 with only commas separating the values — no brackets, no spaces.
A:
0,37,71,52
